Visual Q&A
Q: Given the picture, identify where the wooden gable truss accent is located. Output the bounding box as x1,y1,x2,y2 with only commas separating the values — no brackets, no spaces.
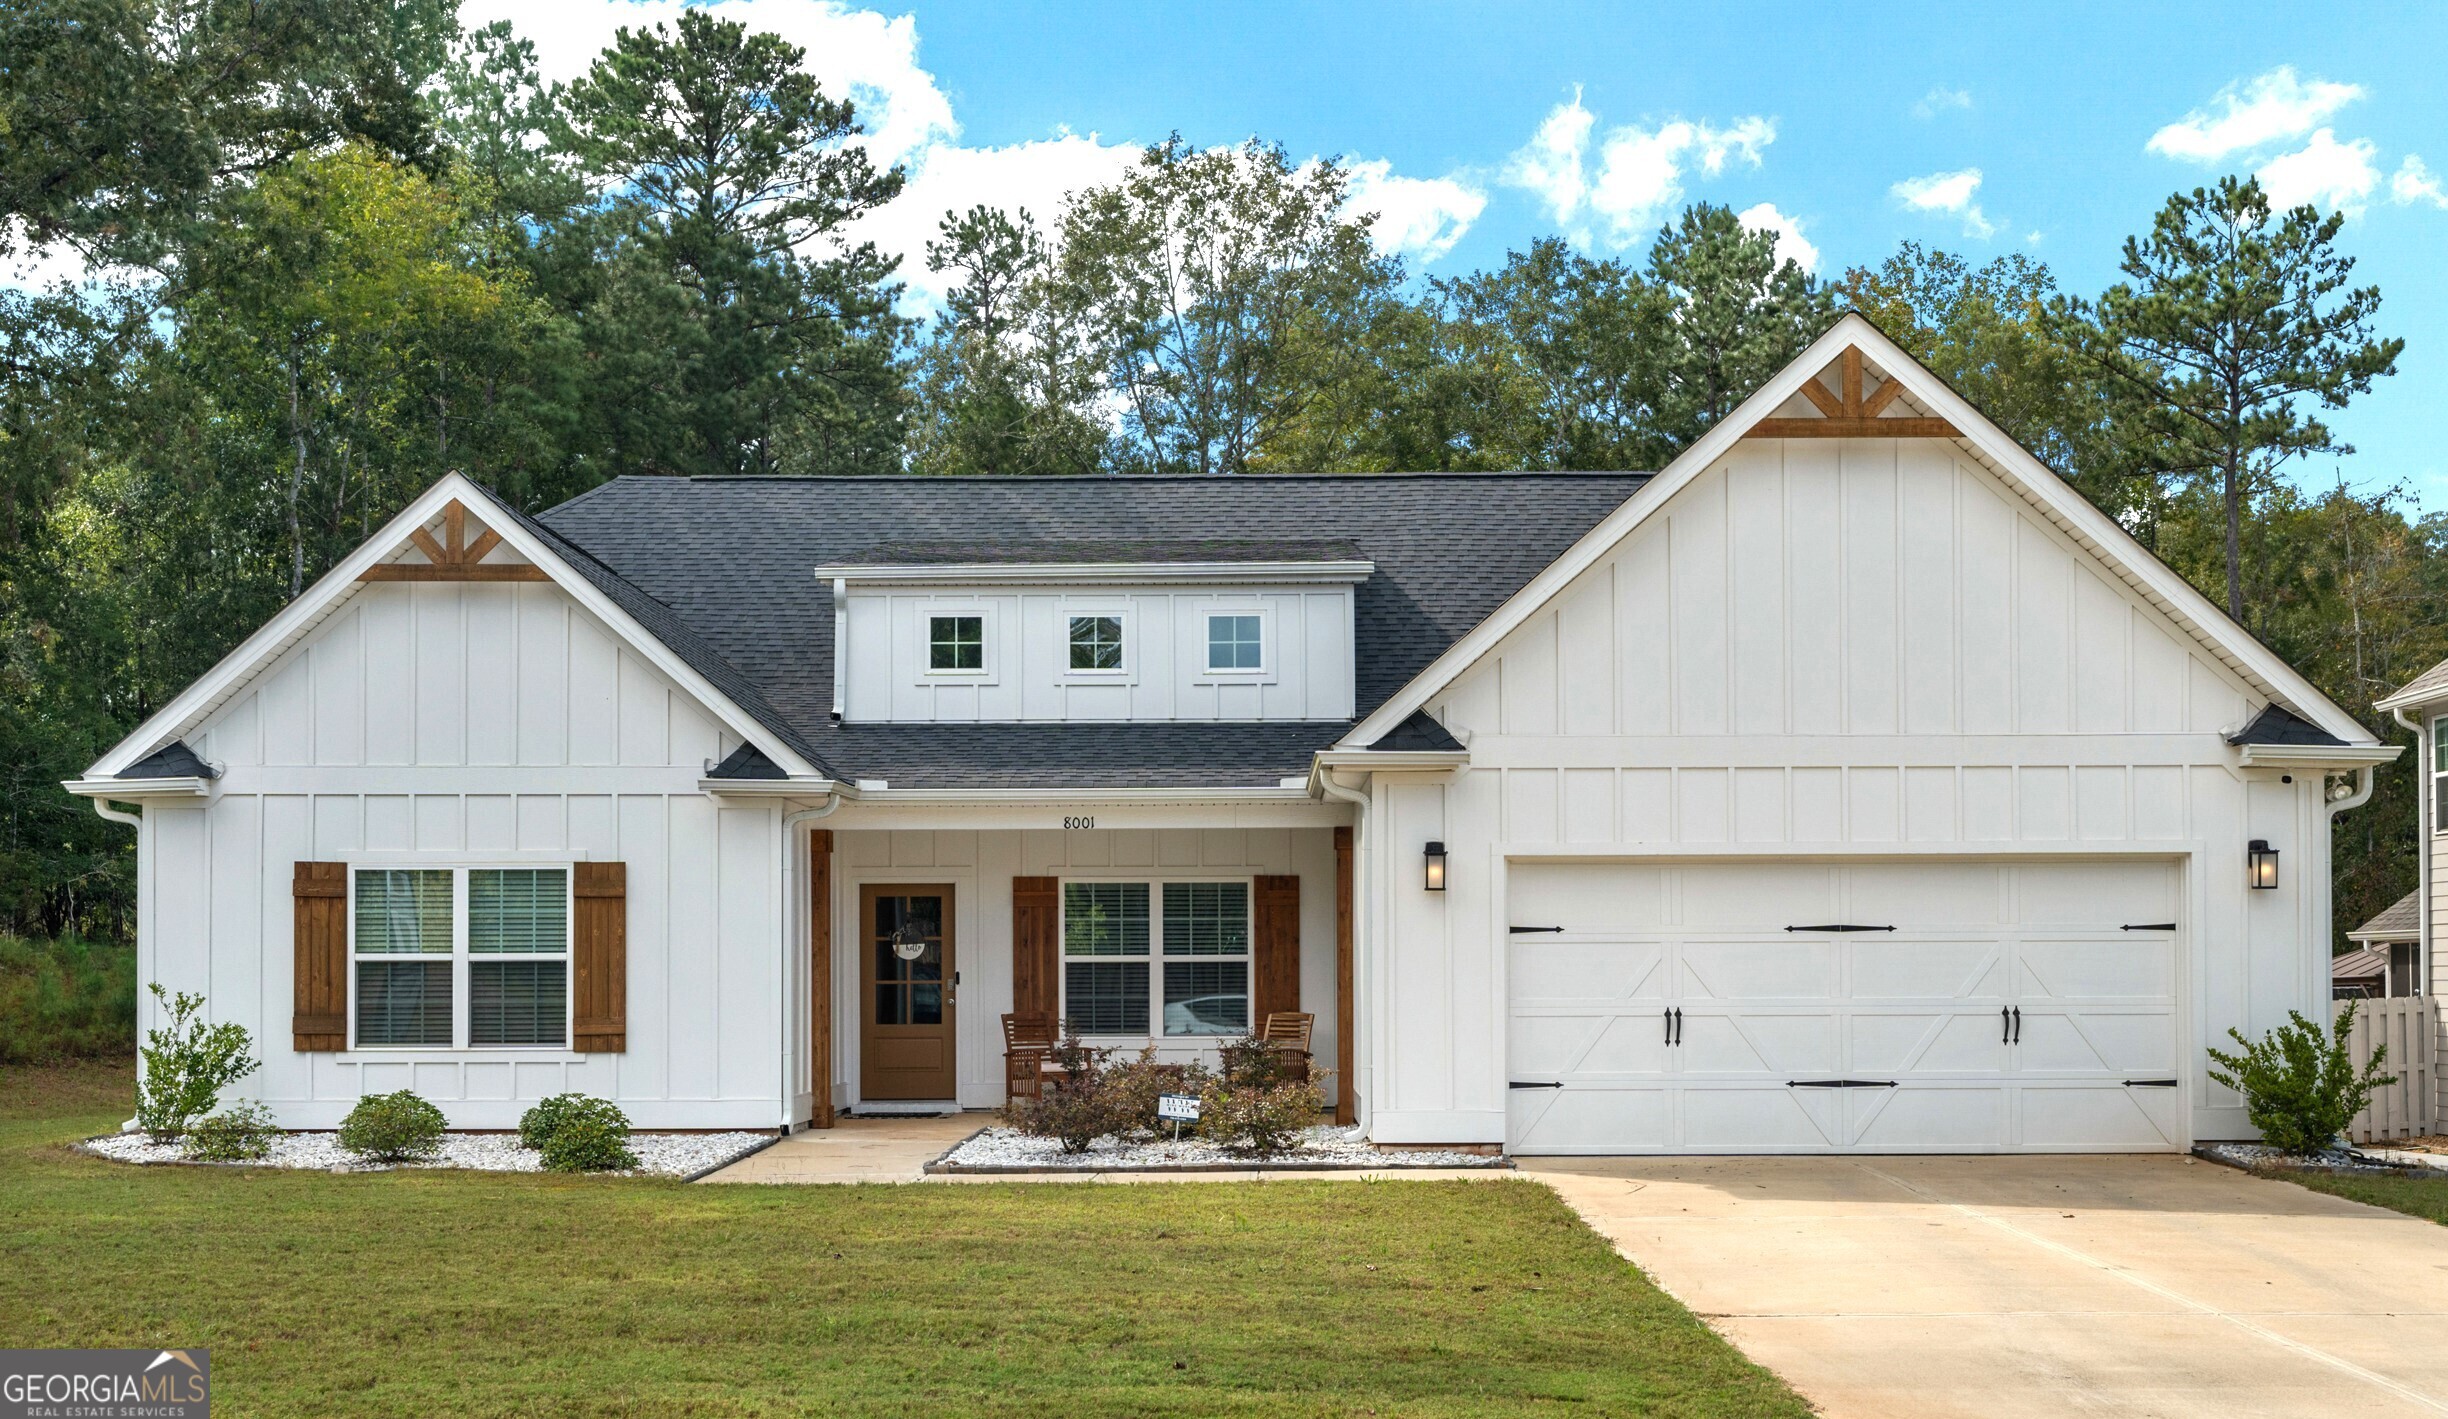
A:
358,499,549,582
1745,344,1961,440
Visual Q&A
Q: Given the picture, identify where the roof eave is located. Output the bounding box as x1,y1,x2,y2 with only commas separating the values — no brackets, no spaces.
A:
62,777,212,800
2231,744,2402,769
695,776,856,800
811,560,1376,586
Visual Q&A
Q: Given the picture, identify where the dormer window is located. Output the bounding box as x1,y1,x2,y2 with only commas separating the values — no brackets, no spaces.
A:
1069,615,1125,671
1207,613,1264,673
928,614,984,672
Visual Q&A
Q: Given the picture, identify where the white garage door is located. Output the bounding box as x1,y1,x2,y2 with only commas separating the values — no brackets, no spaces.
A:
1506,860,2183,1154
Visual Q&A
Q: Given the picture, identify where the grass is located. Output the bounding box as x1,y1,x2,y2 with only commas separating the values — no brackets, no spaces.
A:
0,1064,1805,1418
0,934,137,1063
2262,1164,2448,1226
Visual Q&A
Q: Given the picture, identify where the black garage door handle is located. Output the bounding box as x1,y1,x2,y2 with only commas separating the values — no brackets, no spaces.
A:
1508,1080,1563,1090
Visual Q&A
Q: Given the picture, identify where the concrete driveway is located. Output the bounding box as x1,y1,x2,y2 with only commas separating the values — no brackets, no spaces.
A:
1521,1154,2448,1418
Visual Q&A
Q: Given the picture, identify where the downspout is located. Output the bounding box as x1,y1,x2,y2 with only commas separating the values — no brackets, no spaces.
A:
830,578,848,722
92,799,142,830
778,790,848,1132
1314,766,1370,1129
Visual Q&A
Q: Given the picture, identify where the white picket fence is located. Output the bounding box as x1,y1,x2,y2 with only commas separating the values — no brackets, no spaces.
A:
2344,994,2437,1144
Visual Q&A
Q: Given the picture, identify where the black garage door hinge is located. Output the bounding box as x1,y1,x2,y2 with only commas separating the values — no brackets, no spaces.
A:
2120,923,2178,932
1786,1078,1899,1088
2122,1078,2180,1088
1509,925,1565,934
1507,1080,1564,1090
1784,924,1897,933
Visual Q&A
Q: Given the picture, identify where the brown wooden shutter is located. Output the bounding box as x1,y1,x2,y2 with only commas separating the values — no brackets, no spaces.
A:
1254,874,1301,1022
1012,876,1060,1020
573,861,627,1052
291,862,349,1050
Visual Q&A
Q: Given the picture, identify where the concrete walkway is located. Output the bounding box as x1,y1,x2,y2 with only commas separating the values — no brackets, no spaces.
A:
1520,1154,2448,1419
696,1113,1500,1184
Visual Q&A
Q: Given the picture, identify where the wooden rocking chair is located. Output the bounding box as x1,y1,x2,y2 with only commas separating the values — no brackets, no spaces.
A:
1258,1011,1315,1084
1002,1011,1063,1107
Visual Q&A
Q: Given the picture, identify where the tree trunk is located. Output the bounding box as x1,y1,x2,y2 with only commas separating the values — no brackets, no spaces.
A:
2221,446,2244,624
288,334,309,599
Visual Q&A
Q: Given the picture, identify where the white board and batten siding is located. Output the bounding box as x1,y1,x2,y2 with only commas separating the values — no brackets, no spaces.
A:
826,826,1339,1111
1364,436,2334,1149
840,587,1354,722
143,579,792,1129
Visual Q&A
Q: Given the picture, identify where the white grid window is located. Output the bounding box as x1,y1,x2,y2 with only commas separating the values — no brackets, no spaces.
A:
1206,614,1263,671
352,866,571,1049
1068,615,1125,671
1060,879,1250,1037
928,614,984,672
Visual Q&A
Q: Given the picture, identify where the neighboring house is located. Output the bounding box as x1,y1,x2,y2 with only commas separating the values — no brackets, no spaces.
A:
2376,660,2448,1118
67,315,2400,1153
2337,891,2420,998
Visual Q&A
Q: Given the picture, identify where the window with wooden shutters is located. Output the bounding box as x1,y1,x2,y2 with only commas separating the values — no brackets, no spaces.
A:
320,862,604,1052
1048,878,1259,1037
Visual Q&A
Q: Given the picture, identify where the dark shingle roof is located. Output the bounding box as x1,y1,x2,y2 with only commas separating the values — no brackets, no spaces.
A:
1371,711,1466,753
119,741,217,780
706,743,788,780
535,472,1647,787
834,538,1369,567
2226,703,2349,749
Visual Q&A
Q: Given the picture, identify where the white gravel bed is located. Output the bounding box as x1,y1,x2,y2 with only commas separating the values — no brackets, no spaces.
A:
935,1124,1504,1171
2197,1141,2416,1175
81,1130,769,1178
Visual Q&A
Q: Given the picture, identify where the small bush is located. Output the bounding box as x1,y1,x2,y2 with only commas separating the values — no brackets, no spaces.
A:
1199,1078,1325,1155
0,936,139,1064
1101,1048,1216,1139
520,1094,639,1172
135,985,260,1140
185,1102,279,1162
1008,1035,1125,1152
2207,1002,2397,1155
338,1090,447,1162
1215,1033,1286,1090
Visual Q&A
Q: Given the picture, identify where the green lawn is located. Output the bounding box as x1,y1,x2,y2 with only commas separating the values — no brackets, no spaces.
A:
0,1066,1805,1418
2263,1163,2448,1226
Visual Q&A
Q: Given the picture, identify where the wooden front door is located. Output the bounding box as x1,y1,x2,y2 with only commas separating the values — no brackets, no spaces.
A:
858,884,957,1100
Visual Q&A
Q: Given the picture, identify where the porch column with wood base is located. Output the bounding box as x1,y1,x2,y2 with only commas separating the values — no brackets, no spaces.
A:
809,829,834,1129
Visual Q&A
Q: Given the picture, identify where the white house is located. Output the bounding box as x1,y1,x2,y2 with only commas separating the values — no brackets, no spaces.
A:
68,314,2398,1153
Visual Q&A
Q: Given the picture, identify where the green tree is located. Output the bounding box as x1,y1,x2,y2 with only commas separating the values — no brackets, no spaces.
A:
555,8,909,475
1427,237,1660,469
1641,203,1833,453
1050,137,1403,476
904,205,1106,477
2067,177,2401,622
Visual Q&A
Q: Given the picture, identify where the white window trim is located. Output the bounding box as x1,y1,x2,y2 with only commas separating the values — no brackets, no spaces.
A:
918,604,998,683
1060,607,1134,681
1057,874,1255,1042
1196,606,1273,681
346,862,574,1052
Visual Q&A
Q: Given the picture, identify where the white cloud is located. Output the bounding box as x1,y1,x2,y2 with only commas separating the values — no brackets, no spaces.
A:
1736,202,1817,274
2146,66,2363,163
2256,128,2379,213
1344,160,1486,264
2391,154,2448,209
1891,167,2001,238
856,131,1139,307
1504,92,1776,249
1912,87,1971,120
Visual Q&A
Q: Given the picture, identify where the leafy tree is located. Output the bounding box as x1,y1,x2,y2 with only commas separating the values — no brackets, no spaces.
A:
904,206,1106,477
2066,177,2401,622
1049,136,1402,476
1426,237,1660,470
555,8,909,475
1640,204,1832,452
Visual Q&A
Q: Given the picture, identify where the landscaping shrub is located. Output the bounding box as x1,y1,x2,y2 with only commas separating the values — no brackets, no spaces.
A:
1101,1048,1216,1139
185,1102,279,1162
338,1091,446,1162
1008,1036,1126,1152
2207,1002,2397,1155
135,985,260,1140
1199,1078,1325,1155
0,936,139,1064
1215,1032,1286,1089
520,1094,639,1172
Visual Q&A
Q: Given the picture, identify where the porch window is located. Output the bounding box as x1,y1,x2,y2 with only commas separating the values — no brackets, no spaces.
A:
1060,879,1249,1037
352,866,571,1049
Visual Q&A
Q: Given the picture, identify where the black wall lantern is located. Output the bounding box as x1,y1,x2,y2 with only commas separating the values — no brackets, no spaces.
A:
2247,839,2279,890
1423,841,1448,892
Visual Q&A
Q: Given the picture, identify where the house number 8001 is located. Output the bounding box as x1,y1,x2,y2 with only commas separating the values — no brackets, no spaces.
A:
1062,815,1096,830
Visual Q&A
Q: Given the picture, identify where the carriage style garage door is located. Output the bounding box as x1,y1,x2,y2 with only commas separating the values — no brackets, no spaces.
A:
1506,859,2183,1154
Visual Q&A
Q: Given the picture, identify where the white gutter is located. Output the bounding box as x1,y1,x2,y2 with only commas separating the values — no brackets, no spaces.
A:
830,577,847,722
698,777,860,800
1311,749,1469,773
63,777,213,799
2233,744,2401,770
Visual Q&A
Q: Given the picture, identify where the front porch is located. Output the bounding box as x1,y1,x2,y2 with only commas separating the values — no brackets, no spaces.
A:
798,819,1355,1128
